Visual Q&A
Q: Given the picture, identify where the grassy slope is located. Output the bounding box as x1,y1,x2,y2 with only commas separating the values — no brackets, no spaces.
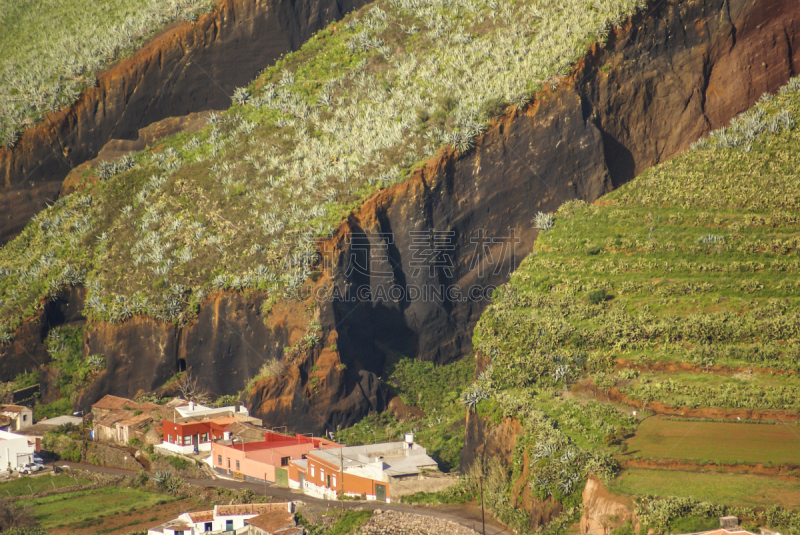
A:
0,474,92,498
17,486,178,530
628,418,800,464
468,77,800,526
0,0,644,341
613,469,800,509
0,0,214,146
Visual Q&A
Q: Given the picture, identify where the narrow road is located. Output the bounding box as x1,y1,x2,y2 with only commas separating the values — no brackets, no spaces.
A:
54,461,509,534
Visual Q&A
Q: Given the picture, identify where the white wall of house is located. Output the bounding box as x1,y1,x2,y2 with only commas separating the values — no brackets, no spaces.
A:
0,430,35,471
156,441,196,456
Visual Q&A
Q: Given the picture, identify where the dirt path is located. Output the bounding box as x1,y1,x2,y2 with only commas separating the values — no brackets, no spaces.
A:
54,461,509,534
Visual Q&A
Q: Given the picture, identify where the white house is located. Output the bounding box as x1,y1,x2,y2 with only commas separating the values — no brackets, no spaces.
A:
0,429,35,472
147,503,300,535
174,401,251,420
0,405,33,432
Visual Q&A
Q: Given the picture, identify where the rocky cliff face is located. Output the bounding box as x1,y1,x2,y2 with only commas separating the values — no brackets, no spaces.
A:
580,477,637,535
0,0,368,245
2,0,799,437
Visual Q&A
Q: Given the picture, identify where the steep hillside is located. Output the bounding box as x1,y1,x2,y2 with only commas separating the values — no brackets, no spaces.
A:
1,0,798,433
0,0,369,244
467,75,800,531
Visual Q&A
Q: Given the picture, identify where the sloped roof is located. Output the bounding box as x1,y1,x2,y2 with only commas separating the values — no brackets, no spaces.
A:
95,409,133,428
216,503,285,516
92,395,137,411
117,412,154,428
14,423,55,437
246,509,297,533
38,415,83,427
187,510,214,522
227,420,267,442
0,405,26,414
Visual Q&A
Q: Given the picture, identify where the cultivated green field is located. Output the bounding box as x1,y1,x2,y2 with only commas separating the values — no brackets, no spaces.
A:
466,74,800,527
628,417,800,465
0,474,91,498
0,0,214,146
613,469,800,509
16,486,178,530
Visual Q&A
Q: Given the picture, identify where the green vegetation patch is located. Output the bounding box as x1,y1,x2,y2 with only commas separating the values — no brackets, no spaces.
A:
0,0,215,147
16,486,177,530
336,355,472,471
629,417,800,465
0,474,92,498
467,75,800,522
613,469,800,509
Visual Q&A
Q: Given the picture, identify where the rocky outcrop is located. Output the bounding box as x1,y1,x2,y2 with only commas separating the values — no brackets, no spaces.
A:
580,477,636,535
0,0,369,244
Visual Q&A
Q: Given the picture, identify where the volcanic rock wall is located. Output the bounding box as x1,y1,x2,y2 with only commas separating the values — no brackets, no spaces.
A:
0,0,368,245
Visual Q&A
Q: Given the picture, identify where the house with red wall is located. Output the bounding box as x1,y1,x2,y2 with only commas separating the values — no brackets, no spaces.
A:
160,416,240,454
211,431,339,485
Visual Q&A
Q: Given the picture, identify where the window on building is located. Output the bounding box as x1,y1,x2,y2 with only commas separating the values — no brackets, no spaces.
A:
218,455,222,465
168,435,172,443
22,415,27,422
227,458,231,468
226,520,234,531
236,460,240,470
200,433,208,442
175,531,184,535
204,522,213,532
311,465,315,477
183,436,192,446
332,475,337,488
301,454,307,460
321,468,325,482
281,456,290,467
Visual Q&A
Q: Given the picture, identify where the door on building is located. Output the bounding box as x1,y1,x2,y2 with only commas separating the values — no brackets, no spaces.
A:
375,483,387,502
299,473,305,488
275,467,289,488
192,434,199,453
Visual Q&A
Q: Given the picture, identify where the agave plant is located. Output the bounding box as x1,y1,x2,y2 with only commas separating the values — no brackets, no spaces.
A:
534,212,555,231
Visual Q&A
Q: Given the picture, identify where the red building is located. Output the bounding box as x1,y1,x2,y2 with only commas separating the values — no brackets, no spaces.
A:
161,416,241,454
211,431,339,484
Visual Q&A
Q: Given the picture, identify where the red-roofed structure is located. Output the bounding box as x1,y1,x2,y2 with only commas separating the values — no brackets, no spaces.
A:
211,431,340,485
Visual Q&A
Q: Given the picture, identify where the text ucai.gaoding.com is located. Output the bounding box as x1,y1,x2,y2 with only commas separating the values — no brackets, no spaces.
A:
289,283,498,303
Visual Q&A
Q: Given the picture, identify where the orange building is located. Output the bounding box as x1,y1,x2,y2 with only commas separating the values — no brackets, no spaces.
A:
211,431,339,485
295,435,439,503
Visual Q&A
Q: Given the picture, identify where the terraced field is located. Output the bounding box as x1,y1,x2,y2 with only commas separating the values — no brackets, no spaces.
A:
467,74,800,527
628,417,800,465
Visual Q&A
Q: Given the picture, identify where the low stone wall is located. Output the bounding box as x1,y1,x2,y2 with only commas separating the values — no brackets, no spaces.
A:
391,473,458,497
85,442,144,471
357,510,478,535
